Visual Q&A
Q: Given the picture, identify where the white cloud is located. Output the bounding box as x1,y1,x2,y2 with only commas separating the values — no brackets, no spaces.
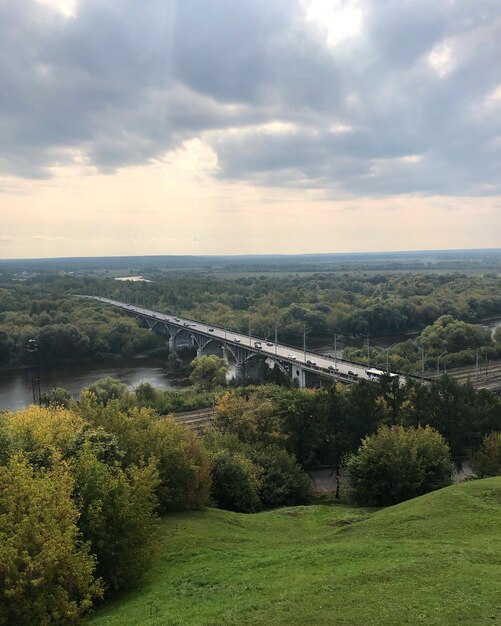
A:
428,41,454,77
485,85,501,106
303,0,363,48
37,0,76,18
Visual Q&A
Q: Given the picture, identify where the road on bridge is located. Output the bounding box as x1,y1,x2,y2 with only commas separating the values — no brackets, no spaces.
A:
87,296,411,385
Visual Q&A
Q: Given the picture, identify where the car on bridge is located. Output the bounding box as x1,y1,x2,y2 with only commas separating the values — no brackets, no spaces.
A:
266,341,274,346
328,365,339,372
288,353,297,360
234,338,241,343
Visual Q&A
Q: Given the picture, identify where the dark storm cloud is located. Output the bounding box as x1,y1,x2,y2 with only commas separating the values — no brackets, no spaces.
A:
1,0,501,195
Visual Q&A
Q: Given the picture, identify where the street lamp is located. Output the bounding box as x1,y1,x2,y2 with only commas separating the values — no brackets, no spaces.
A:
303,323,311,362
383,343,396,372
332,332,343,370
437,351,447,377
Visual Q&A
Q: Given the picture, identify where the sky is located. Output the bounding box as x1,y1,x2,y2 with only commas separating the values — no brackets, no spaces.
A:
0,0,500,259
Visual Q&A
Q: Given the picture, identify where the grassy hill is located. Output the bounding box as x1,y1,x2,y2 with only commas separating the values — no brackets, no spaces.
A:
88,478,501,626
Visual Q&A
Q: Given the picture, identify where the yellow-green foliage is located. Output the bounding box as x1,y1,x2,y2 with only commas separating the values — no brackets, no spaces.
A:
0,456,102,626
4,405,85,464
71,445,159,591
78,393,211,512
347,424,453,506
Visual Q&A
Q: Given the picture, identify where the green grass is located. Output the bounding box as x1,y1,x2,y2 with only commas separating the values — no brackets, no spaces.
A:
88,478,501,626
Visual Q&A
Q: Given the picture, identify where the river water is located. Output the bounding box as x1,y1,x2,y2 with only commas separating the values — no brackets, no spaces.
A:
2,318,500,412
0,357,182,412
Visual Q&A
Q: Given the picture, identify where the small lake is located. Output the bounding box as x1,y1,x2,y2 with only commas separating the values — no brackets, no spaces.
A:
0,357,183,412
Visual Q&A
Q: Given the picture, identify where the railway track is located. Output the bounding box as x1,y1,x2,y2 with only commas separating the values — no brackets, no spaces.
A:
444,359,501,392
173,407,215,434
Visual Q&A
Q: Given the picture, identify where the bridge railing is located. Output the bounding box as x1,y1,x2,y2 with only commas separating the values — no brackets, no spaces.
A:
89,297,432,383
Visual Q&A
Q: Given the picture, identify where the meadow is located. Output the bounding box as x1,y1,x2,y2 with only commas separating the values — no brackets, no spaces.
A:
89,477,501,626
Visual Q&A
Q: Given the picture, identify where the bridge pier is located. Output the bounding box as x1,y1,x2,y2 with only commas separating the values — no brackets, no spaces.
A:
293,366,307,388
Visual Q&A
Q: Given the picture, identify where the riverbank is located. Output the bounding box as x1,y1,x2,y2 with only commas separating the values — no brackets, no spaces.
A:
0,355,191,411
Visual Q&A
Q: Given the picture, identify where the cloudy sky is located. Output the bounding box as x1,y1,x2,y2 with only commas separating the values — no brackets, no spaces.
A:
1,0,500,258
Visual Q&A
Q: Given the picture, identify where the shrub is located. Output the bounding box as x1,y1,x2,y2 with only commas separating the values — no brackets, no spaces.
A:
71,445,159,592
470,432,501,477
0,456,102,625
77,396,211,512
250,446,311,508
346,425,452,506
210,450,261,513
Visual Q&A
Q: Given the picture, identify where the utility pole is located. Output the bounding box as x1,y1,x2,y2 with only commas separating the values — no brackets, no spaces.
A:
333,332,343,370
303,323,307,361
475,349,479,388
420,345,425,381
26,339,41,405
437,351,447,377
275,322,278,355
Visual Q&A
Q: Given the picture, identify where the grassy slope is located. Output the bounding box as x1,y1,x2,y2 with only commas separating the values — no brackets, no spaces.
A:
89,478,501,626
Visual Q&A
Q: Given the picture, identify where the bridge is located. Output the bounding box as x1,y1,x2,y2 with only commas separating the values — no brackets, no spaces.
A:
85,296,414,388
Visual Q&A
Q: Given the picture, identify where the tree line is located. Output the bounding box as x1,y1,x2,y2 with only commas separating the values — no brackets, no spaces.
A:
1,270,500,371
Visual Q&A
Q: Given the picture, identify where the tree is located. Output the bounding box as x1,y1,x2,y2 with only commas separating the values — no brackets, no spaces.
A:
274,389,328,467
0,456,102,625
346,425,452,506
470,432,501,477
77,396,211,513
189,355,228,391
214,390,280,445
41,387,73,409
0,330,14,365
83,377,128,405
250,445,311,508
209,450,261,513
71,445,159,592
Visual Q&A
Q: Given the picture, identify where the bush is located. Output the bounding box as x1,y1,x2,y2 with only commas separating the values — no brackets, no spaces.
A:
71,445,159,592
470,432,501,477
0,456,102,625
83,377,129,405
346,425,452,506
250,446,311,509
77,396,211,512
210,450,261,513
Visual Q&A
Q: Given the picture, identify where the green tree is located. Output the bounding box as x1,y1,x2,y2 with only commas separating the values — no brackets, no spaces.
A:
77,396,211,513
470,432,501,477
250,445,311,508
71,445,159,592
346,425,452,506
210,450,261,513
0,456,102,626
83,377,129,405
189,355,228,391
41,387,73,409
0,330,14,365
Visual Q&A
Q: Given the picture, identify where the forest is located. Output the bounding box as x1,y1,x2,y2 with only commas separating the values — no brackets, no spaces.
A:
0,268,500,374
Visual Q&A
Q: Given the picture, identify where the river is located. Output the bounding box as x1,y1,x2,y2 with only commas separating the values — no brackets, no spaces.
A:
2,318,500,412
0,357,184,412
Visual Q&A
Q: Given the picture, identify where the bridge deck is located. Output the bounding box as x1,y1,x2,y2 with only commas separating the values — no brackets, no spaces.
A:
86,296,421,385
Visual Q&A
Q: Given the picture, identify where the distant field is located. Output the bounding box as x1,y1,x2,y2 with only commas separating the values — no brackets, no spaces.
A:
88,478,501,626
198,268,495,279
